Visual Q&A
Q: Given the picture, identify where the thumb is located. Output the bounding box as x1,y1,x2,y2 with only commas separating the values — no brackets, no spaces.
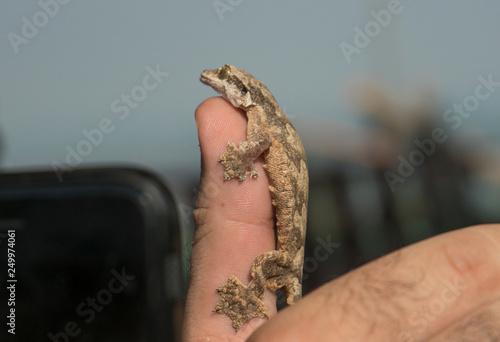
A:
183,97,277,341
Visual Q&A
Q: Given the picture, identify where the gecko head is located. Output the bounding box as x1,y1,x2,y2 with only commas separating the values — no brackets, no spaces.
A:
200,64,259,109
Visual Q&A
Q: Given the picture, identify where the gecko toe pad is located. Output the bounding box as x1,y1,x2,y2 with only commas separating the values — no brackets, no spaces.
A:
214,275,268,330
219,142,260,181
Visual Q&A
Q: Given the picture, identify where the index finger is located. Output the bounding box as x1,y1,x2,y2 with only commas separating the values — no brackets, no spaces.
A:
182,97,277,341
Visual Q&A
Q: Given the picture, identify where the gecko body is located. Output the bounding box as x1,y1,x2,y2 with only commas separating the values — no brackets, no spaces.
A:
200,64,308,330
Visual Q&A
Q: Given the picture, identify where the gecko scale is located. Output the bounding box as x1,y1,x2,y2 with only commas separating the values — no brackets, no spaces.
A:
200,64,309,330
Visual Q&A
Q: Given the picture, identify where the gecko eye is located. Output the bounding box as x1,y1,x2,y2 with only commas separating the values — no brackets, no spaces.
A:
218,65,231,80
240,87,248,96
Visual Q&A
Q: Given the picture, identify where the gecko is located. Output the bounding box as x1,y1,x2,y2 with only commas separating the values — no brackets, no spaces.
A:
200,64,308,331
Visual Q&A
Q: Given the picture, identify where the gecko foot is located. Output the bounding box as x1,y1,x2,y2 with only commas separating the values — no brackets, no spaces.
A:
214,275,268,330
219,141,260,181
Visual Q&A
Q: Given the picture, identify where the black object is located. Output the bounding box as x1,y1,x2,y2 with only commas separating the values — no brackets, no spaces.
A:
0,167,181,341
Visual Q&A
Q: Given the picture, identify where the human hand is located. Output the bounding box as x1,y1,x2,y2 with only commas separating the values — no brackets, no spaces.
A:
183,97,500,341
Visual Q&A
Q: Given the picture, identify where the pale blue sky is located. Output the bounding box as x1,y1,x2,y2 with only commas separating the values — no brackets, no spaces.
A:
1,1,499,180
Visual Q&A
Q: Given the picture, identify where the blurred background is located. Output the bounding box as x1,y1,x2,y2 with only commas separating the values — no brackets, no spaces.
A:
1,0,500,339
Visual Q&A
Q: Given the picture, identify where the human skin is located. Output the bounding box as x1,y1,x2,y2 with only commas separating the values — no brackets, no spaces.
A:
183,97,500,342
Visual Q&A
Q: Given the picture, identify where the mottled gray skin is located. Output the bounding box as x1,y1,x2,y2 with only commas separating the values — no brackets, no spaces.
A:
200,64,308,330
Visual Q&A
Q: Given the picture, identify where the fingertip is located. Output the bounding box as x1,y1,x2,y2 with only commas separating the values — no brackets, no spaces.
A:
195,97,248,168
195,96,230,120
194,96,272,223
195,96,247,139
